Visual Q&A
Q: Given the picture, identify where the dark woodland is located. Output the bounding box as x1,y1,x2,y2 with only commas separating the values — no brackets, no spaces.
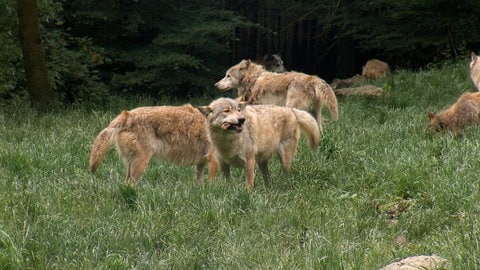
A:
1,0,479,108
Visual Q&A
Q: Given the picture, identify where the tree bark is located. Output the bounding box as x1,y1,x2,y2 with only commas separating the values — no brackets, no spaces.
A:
17,0,56,110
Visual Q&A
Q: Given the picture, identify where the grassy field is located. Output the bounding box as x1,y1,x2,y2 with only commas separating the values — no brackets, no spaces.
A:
1,60,479,269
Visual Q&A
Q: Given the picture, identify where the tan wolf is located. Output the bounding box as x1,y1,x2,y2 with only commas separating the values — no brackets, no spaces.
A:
427,91,480,136
362,59,390,80
197,97,320,189
214,60,338,130
470,52,480,91
89,105,218,186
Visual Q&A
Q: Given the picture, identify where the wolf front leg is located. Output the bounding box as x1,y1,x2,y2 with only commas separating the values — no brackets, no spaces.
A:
258,161,271,187
244,157,256,189
220,161,231,181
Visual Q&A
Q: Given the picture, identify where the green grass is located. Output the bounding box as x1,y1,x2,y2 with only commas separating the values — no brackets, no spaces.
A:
1,60,479,269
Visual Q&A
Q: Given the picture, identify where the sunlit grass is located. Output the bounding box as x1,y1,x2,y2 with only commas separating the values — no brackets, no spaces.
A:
1,60,479,269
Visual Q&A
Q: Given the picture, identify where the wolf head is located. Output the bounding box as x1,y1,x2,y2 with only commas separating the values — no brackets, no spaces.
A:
263,54,286,73
215,59,267,92
215,60,251,91
427,112,444,132
197,98,247,133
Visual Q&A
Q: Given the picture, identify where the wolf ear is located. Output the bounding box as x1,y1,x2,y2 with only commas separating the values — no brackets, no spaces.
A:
428,112,436,120
240,59,251,69
238,101,249,110
196,106,212,117
472,52,478,64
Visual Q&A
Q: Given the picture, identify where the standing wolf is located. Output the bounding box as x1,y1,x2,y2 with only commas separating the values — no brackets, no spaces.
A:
427,92,480,136
255,54,287,73
470,52,480,91
89,105,217,186
215,60,338,130
197,98,320,189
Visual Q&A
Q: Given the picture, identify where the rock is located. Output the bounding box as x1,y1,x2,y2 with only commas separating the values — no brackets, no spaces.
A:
379,255,450,270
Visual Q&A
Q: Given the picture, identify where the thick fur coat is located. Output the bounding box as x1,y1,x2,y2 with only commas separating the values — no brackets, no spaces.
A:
89,105,217,185
198,98,320,189
362,59,390,80
215,60,338,131
428,92,480,136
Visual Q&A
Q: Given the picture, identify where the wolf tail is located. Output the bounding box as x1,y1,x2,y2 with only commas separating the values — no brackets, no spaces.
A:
89,111,128,173
315,80,339,121
293,109,321,149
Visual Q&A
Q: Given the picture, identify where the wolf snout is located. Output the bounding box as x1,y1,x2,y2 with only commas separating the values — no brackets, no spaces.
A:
238,117,245,125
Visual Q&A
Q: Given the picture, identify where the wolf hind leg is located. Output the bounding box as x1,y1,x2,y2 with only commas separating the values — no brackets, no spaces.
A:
277,129,300,170
315,109,324,134
118,132,152,186
124,152,152,186
195,163,206,184
207,151,218,182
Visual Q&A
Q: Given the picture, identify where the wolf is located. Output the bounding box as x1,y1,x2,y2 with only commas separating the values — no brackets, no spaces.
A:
215,59,338,131
362,59,390,80
470,52,480,91
89,104,218,186
255,54,287,73
197,97,320,189
427,91,480,136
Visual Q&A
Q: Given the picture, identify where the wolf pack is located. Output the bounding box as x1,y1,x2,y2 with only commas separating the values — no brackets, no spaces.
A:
89,52,480,189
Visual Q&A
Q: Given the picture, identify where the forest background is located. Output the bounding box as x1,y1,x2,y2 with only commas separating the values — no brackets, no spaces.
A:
1,0,480,108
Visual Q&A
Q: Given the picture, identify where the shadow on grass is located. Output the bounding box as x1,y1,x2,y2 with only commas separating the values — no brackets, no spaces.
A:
115,184,138,210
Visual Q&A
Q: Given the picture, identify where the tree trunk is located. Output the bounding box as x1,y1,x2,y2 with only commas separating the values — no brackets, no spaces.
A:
17,0,56,110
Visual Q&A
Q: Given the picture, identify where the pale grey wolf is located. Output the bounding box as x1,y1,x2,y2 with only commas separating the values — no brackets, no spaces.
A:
470,52,480,91
362,59,390,80
255,54,287,73
428,91,480,136
197,97,320,189
214,59,338,131
89,105,218,186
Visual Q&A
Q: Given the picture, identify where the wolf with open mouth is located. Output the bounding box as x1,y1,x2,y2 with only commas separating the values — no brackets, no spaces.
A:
197,97,320,189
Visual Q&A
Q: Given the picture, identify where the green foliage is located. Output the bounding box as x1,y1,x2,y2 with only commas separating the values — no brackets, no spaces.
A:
63,0,248,97
1,60,480,268
336,0,480,67
0,0,22,98
0,0,109,105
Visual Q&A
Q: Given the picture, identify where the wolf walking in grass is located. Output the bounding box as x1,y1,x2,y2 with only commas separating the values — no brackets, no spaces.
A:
428,91,480,136
197,98,320,189
215,59,338,130
470,52,480,91
89,105,218,186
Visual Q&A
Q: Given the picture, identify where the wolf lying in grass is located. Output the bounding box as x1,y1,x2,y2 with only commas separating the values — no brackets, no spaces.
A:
470,52,480,91
428,91,480,136
89,105,218,186
362,59,390,80
197,98,320,189
215,59,338,130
